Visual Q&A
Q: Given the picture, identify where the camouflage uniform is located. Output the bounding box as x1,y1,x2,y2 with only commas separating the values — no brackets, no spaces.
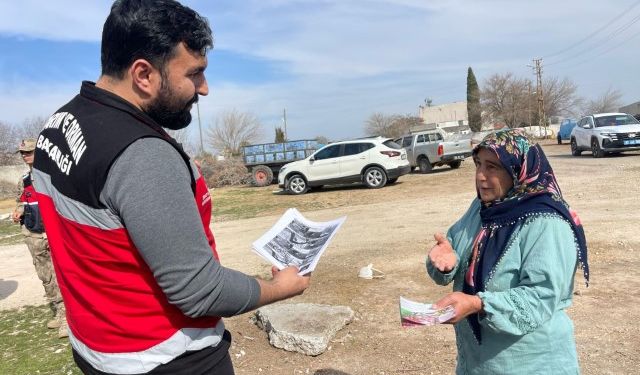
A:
14,139,67,338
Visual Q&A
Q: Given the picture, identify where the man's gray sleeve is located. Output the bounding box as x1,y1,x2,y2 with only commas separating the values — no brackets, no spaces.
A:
101,137,261,318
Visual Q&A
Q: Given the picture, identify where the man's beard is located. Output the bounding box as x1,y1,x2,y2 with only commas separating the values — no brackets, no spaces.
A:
144,84,198,130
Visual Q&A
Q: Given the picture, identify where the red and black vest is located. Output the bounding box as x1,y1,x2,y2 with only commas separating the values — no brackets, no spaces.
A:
32,81,222,374
20,172,45,233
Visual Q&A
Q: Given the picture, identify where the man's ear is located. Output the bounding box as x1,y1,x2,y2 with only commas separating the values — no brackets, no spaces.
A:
129,59,160,97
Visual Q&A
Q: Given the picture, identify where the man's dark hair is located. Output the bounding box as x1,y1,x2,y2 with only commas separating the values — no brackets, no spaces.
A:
101,0,213,78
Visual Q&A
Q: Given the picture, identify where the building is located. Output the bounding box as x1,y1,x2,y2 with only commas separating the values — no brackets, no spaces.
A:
413,101,470,134
619,101,640,118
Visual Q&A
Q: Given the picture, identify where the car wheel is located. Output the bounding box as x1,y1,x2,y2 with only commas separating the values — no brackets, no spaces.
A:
363,167,387,189
286,174,307,195
418,157,432,173
387,178,398,184
570,138,581,156
449,160,462,169
591,138,605,158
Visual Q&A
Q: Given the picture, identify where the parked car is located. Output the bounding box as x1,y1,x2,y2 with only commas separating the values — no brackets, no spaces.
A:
277,138,410,194
394,128,473,173
557,119,577,144
570,113,640,158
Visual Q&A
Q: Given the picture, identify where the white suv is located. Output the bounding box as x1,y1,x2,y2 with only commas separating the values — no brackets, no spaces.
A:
570,113,640,158
277,138,410,194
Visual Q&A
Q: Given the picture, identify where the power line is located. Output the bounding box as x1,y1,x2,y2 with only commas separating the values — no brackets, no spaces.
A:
546,11,640,66
543,0,640,59
549,27,640,70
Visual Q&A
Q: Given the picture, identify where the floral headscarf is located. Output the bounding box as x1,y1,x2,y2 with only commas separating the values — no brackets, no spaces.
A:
463,129,589,343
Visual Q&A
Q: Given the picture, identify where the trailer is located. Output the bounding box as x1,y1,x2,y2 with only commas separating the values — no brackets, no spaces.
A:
243,140,323,186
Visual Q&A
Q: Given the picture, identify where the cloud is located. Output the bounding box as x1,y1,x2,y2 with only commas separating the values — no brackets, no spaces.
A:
0,1,110,41
2,0,640,144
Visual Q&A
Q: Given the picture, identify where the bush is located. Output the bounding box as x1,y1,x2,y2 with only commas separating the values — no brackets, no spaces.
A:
198,155,250,188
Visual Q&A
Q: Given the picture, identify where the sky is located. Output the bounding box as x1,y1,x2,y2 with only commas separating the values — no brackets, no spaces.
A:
2,0,640,147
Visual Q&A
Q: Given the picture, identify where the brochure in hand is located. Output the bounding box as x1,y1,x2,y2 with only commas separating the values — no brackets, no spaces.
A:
252,208,346,275
399,296,455,327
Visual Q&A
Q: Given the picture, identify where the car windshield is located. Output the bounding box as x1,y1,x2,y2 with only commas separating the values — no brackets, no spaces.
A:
594,115,640,127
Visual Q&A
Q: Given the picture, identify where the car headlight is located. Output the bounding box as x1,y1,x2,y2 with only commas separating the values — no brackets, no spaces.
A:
600,132,617,138
280,166,287,173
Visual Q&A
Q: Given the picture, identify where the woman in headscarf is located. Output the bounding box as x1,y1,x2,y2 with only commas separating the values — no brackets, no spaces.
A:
426,129,589,374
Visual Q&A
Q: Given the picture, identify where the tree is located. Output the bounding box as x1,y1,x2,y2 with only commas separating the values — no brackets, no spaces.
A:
274,127,286,143
543,77,582,118
314,135,329,145
582,88,623,114
390,114,423,137
481,73,532,128
16,116,48,140
364,112,395,137
166,128,198,156
0,121,18,165
466,67,482,132
206,109,263,156
364,113,421,138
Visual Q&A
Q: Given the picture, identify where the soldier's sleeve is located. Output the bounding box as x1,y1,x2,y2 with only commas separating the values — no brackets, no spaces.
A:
15,177,25,215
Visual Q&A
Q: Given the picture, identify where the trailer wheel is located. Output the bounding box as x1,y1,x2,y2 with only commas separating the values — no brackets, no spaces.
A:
251,165,274,187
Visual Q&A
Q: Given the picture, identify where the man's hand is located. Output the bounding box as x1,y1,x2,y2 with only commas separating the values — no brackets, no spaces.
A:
428,233,457,272
433,292,483,324
257,266,311,307
11,210,21,223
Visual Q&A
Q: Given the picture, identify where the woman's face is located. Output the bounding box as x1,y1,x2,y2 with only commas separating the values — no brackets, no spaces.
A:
474,148,514,203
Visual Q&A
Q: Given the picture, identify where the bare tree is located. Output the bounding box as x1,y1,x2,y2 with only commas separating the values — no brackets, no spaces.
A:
314,135,329,145
582,88,623,114
390,114,423,137
364,112,395,137
481,73,532,128
166,128,198,156
364,113,420,138
0,121,19,165
206,109,263,156
16,116,48,140
543,77,582,118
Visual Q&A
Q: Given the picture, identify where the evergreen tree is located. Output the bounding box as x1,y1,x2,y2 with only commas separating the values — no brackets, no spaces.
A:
274,126,286,142
467,67,482,132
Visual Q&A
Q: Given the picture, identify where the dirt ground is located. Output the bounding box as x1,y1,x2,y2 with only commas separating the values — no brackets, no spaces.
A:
2,141,639,374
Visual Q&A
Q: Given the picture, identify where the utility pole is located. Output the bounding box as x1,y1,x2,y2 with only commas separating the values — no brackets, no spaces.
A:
196,101,204,155
283,108,288,141
532,58,547,136
527,81,533,127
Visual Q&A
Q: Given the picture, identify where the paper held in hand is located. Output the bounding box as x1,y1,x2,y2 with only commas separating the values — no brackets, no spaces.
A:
252,208,346,275
399,296,455,327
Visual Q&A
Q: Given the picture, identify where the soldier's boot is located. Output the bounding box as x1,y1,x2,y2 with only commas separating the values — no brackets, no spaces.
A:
48,302,66,331
46,319,61,329
57,320,69,339
46,302,61,329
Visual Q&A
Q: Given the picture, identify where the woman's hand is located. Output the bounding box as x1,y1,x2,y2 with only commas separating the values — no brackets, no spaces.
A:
434,292,483,324
428,233,457,272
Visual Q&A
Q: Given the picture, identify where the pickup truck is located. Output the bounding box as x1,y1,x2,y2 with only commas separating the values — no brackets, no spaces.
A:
394,128,473,173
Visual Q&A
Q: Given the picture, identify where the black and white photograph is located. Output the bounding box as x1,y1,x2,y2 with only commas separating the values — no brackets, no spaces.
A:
252,208,346,275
